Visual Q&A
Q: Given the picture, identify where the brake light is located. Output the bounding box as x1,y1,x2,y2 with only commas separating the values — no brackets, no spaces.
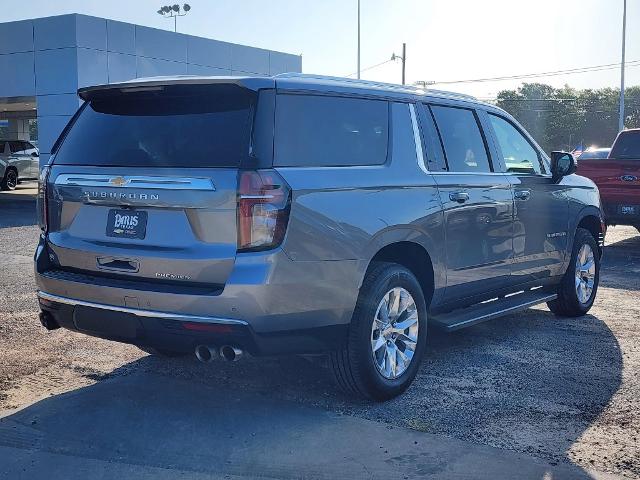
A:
237,169,291,252
37,166,50,232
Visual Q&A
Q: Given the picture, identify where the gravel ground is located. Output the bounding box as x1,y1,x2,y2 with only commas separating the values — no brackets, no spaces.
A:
0,190,638,478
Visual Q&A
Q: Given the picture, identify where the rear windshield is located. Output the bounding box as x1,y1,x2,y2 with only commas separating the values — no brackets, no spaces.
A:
610,131,640,159
54,84,255,168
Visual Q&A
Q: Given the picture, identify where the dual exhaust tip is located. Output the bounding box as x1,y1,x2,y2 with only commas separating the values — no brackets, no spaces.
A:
195,344,243,363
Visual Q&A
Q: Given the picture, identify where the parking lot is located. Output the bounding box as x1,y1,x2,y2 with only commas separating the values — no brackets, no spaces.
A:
0,189,638,479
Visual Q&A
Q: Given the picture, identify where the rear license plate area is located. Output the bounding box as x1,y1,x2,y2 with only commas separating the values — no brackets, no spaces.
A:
73,306,141,339
618,205,639,216
106,209,148,239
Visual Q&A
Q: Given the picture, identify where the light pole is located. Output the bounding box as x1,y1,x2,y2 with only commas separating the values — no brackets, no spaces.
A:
391,43,406,85
157,4,191,33
619,0,627,132
357,0,361,79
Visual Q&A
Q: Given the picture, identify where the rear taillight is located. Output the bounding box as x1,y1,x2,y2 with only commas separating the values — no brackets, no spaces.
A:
237,169,291,252
37,166,50,232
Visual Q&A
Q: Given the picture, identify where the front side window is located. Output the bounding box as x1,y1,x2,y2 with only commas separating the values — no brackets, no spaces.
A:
430,105,491,173
274,94,388,167
488,114,543,174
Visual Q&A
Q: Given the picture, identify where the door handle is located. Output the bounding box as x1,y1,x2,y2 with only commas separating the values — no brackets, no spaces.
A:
449,191,470,203
514,190,531,200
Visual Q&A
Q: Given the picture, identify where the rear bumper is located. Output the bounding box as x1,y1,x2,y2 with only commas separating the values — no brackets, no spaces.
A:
34,235,360,354
602,202,640,226
37,290,348,355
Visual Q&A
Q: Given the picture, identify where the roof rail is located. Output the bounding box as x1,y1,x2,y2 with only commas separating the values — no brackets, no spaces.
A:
274,73,421,92
422,88,477,101
274,73,477,101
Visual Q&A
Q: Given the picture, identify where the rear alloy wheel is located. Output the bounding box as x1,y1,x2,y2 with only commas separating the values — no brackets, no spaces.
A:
370,287,420,380
330,262,427,400
547,228,600,317
1,169,18,191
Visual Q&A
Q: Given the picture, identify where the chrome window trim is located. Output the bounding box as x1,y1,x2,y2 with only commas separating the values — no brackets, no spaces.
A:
37,291,248,326
409,104,428,174
428,171,508,176
54,174,216,191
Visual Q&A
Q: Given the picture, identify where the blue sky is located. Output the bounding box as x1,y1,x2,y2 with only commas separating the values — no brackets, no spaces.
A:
4,0,639,98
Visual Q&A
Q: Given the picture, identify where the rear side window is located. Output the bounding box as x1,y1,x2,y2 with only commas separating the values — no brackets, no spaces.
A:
274,94,388,167
430,105,491,173
390,103,417,167
54,84,255,168
610,131,640,159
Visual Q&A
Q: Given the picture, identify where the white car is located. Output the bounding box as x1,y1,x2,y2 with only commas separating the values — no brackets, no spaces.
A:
0,140,39,190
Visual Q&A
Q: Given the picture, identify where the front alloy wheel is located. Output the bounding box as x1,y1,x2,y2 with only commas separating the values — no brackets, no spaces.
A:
574,243,596,305
547,227,600,317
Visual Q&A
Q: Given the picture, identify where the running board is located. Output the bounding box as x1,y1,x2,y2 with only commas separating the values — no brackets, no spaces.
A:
431,290,558,332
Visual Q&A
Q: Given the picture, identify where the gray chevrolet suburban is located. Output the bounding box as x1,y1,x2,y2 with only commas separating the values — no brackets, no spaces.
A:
35,74,605,400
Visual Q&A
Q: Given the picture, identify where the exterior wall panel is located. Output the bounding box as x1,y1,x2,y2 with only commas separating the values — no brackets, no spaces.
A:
135,26,187,63
0,52,36,97
0,20,34,54
33,15,76,50
34,48,78,95
107,52,137,83
106,20,135,55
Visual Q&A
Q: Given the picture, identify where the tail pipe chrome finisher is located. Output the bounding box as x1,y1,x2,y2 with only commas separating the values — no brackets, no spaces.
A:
220,345,243,362
194,345,218,363
39,311,60,331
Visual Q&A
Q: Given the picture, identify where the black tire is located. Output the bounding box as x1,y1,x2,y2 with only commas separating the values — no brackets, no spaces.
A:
1,168,18,191
330,262,428,401
138,345,187,357
547,228,600,317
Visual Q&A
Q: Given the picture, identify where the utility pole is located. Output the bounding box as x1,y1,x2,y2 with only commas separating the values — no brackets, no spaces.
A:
401,43,406,85
619,0,627,131
357,0,361,79
391,43,406,85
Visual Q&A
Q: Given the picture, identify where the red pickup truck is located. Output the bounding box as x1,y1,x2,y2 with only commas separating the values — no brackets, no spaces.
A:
577,128,640,231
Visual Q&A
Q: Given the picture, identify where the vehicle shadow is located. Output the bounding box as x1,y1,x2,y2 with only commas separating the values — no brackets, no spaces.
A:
599,231,640,291
0,308,622,479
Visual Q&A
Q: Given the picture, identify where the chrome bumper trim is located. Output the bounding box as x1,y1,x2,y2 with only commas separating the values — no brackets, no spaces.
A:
37,291,248,326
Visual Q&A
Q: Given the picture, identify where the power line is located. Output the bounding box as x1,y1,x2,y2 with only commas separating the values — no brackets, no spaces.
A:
431,60,640,85
345,58,394,78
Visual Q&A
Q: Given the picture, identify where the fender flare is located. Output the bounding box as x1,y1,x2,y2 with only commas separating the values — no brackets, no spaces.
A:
358,225,447,305
568,205,605,254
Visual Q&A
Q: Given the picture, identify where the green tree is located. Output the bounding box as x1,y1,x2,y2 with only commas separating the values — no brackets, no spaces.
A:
495,83,640,153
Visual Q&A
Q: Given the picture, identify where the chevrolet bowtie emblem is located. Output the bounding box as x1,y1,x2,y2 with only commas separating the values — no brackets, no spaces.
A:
110,176,129,187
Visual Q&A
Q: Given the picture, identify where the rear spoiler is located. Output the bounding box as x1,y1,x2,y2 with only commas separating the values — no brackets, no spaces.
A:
78,76,276,101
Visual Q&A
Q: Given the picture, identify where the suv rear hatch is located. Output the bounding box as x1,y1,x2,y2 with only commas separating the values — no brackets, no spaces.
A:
42,81,271,291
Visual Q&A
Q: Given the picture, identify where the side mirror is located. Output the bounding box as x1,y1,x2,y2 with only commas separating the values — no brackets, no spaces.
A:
550,151,576,181
31,151,39,157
